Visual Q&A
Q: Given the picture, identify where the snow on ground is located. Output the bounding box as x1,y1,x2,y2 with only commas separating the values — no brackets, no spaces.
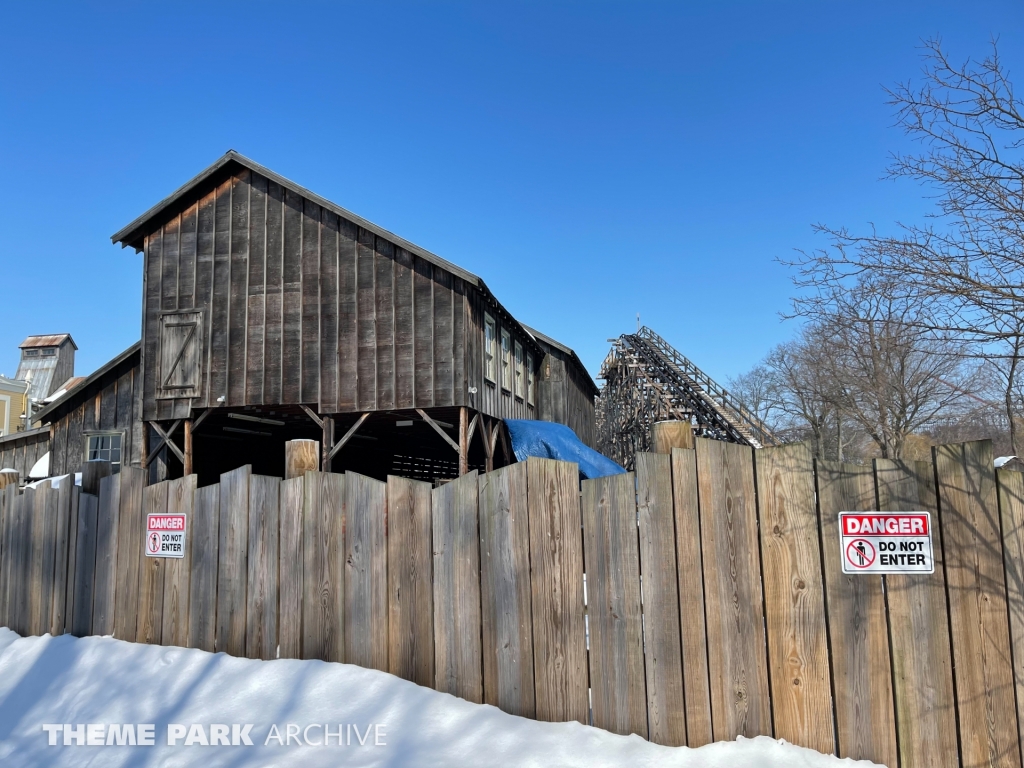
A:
0,628,884,768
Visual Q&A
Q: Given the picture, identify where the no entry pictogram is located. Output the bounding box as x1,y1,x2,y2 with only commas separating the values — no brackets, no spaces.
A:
845,539,875,569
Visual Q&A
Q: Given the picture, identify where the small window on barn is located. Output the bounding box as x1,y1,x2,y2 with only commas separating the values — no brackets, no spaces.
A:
40,348,56,357
23,349,39,358
86,432,123,474
484,314,497,383
527,353,535,405
501,329,512,391
514,342,524,400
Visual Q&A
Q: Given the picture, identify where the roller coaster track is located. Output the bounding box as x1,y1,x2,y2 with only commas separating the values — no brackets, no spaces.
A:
597,326,779,468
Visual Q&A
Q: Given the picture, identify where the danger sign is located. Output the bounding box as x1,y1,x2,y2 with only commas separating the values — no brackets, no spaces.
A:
839,512,933,574
145,514,187,558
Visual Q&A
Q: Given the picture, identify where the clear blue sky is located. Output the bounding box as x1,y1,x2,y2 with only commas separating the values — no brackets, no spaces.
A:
2,1,1021,386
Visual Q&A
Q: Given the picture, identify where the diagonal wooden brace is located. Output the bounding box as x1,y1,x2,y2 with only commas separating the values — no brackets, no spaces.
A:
415,409,460,453
328,412,371,462
146,420,185,466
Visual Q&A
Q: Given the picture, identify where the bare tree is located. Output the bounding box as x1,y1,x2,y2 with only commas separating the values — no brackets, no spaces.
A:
813,286,976,458
786,38,1024,449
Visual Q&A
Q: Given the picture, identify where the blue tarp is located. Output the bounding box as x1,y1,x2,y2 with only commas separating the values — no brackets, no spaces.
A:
505,420,626,480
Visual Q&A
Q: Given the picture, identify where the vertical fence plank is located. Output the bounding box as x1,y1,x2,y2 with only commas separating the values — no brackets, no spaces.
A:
278,476,303,659
815,460,897,766
432,471,483,703
998,467,1024,765
528,458,588,723
302,471,343,662
71,492,99,637
217,465,251,656
388,475,434,687
695,438,772,740
162,475,196,648
670,447,713,747
581,471,646,737
479,463,536,718
345,472,388,671
755,443,834,753
0,485,10,629
51,477,74,636
136,481,169,644
246,474,280,660
0,484,19,631
113,467,145,639
41,485,60,636
29,484,53,636
188,483,220,652
91,474,121,636
876,458,959,768
63,486,80,636
636,452,687,745
12,489,32,635
936,441,1021,768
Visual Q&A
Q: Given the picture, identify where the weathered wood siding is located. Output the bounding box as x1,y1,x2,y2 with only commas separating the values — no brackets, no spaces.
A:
49,351,142,477
0,428,50,477
139,166,593,434
535,343,596,448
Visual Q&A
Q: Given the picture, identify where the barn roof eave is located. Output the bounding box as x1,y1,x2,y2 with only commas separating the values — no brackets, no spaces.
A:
522,324,599,396
31,341,141,426
110,150,483,287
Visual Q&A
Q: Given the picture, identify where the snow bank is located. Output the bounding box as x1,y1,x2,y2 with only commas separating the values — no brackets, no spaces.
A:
0,628,884,767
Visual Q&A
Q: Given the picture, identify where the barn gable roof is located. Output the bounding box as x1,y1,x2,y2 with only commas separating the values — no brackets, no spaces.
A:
111,150,596,393
112,150,481,285
31,342,141,425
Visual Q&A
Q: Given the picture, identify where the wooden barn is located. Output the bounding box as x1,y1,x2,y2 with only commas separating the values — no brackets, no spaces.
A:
34,150,598,487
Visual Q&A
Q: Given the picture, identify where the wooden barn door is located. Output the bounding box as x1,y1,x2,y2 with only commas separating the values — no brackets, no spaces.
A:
158,311,203,400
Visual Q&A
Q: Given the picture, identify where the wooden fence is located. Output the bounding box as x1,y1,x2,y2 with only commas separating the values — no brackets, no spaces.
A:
3,439,1024,767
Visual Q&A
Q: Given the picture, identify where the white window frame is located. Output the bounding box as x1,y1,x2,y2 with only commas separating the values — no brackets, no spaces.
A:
500,329,512,392
527,353,535,406
85,431,124,474
514,342,524,400
484,314,497,383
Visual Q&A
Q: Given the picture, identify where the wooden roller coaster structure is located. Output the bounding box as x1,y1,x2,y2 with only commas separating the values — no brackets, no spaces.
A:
596,326,780,469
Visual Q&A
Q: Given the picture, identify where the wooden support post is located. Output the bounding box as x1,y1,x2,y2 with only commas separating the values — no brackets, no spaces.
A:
0,470,19,490
652,420,694,453
140,422,149,470
322,416,335,472
81,460,112,495
459,407,469,476
183,419,194,476
480,417,494,473
285,439,319,479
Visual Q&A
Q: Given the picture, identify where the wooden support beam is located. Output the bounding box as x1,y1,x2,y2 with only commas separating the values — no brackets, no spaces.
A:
322,416,335,472
480,417,495,473
328,412,372,462
459,407,469,476
489,420,502,464
145,420,184,467
300,404,324,430
415,408,460,454
184,419,194,476
191,406,216,433
467,413,479,452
